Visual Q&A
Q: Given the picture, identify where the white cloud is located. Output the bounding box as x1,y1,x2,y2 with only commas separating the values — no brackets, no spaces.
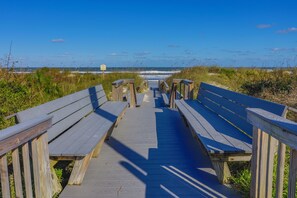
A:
277,27,297,34
168,44,180,48
271,47,297,52
134,51,151,57
108,52,128,57
256,24,272,29
51,38,65,43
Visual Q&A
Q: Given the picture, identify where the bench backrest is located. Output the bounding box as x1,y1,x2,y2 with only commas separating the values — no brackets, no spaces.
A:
197,82,287,136
16,85,107,142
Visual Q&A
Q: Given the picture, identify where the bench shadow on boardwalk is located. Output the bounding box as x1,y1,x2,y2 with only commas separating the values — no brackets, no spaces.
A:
103,89,237,197
60,86,238,197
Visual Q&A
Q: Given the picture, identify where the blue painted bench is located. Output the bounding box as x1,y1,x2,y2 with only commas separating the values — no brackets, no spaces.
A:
175,82,287,183
16,84,127,185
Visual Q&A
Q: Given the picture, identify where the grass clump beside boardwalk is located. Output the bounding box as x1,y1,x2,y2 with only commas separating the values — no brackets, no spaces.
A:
0,67,144,196
0,67,144,130
167,66,297,197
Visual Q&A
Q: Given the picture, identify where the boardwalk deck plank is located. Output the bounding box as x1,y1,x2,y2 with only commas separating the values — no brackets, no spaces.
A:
59,82,239,198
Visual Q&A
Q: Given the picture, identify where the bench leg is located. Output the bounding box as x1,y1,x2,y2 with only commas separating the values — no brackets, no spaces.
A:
92,134,107,158
68,151,93,185
50,160,63,194
115,107,127,127
211,160,231,184
106,124,116,140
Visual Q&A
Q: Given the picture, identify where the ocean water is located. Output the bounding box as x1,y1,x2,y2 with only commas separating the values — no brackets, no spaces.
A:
13,66,184,80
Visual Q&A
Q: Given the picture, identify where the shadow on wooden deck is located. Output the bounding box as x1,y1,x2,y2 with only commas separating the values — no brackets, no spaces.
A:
104,93,238,197
59,84,238,197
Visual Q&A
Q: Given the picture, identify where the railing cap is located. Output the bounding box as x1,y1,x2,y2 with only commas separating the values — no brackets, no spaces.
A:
172,79,193,84
112,79,134,87
0,115,52,142
160,81,169,88
112,79,125,87
181,79,194,84
247,108,297,149
247,108,296,134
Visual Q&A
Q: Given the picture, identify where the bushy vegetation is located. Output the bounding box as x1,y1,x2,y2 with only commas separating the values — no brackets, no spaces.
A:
0,68,143,130
167,66,297,197
0,68,144,196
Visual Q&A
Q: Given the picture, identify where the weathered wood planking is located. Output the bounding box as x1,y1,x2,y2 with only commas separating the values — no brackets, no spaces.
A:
173,81,287,184
15,83,127,186
16,85,105,122
198,83,287,136
161,93,169,106
175,100,252,154
247,108,297,198
59,88,238,198
127,93,145,107
199,82,287,116
16,85,107,142
0,115,53,198
0,155,10,198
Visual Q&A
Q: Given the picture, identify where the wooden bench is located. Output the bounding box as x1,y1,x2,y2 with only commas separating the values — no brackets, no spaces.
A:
16,84,127,185
159,80,170,106
112,79,145,107
175,82,287,183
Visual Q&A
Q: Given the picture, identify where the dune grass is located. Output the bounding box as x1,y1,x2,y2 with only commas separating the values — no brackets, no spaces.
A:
1,66,297,196
0,67,144,130
0,67,145,196
167,66,297,197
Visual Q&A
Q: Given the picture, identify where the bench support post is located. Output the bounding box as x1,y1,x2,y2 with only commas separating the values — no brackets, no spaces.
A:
93,134,107,158
68,152,94,185
129,81,137,108
211,160,231,184
169,82,178,108
112,85,123,101
50,160,63,194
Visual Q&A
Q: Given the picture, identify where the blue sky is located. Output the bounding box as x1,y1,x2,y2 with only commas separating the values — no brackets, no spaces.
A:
0,0,297,67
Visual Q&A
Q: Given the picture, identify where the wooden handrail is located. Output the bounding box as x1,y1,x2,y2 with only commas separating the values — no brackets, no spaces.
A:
169,79,194,108
0,115,53,198
112,79,137,108
158,80,169,93
247,108,297,198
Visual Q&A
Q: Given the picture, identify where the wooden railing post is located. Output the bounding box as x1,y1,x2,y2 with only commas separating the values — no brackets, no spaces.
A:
112,80,124,101
250,127,261,198
183,83,188,100
276,142,286,198
169,80,178,108
31,133,52,198
112,79,139,108
188,82,194,100
0,115,53,198
288,148,297,197
128,79,137,108
247,108,297,198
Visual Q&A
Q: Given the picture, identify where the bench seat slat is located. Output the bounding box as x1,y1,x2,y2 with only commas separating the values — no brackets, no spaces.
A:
186,100,252,151
49,113,113,156
127,93,145,107
176,100,252,154
175,100,233,153
100,101,128,117
162,93,169,106
49,101,127,156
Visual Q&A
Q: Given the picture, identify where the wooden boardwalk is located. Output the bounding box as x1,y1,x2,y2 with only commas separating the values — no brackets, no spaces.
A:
60,82,239,198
